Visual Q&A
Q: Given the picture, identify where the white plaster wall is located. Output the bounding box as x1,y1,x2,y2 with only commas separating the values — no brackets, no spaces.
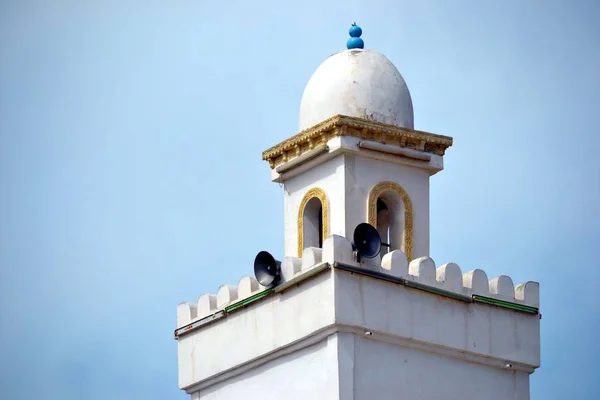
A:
350,335,531,400
192,336,340,400
177,271,335,390
283,153,431,259
178,267,539,398
284,155,347,257
333,270,540,368
345,155,431,259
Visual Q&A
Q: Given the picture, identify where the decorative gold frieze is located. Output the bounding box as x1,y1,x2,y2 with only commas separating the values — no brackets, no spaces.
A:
262,115,453,169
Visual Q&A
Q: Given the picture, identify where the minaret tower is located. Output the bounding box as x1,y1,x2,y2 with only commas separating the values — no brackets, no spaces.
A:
263,23,451,261
175,25,540,400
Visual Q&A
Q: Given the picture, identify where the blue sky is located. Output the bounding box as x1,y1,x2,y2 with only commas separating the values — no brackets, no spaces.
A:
1,0,599,398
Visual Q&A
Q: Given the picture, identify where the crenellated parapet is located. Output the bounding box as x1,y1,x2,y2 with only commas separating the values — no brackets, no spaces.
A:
382,252,539,310
175,234,540,393
176,246,328,331
176,234,539,333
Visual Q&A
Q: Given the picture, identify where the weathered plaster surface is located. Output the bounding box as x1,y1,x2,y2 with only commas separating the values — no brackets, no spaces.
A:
176,237,540,399
191,337,340,400
299,49,414,131
352,335,531,400
283,155,346,258
177,270,335,390
176,39,539,400
281,148,431,259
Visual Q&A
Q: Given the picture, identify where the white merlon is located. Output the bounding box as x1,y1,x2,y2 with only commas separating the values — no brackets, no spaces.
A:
237,276,259,299
381,249,408,277
490,275,516,299
197,294,216,318
176,302,197,328
463,268,490,294
216,285,238,309
301,247,323,269
281,256,302,281
515,281,540,308
436,262,463,292
322,235,355,266
408,256,436,282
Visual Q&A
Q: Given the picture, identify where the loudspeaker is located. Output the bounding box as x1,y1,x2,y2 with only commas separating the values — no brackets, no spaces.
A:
353,222,382,259
253,251,281,288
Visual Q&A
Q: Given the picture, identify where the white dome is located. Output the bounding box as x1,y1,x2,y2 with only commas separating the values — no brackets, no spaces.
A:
299,49,414,131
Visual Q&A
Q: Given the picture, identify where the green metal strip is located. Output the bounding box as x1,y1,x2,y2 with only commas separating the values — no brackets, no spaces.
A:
334,262,405,285
225,289,274,313
472,295,538,314
404,280,472,302
334,262,472,303
274,262,330,293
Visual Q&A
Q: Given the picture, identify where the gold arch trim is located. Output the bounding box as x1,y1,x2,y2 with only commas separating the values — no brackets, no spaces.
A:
297,187,329,257
367,181,414,261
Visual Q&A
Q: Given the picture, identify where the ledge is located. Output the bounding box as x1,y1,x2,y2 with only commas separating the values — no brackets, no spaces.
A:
262,115,453,169
174,263,332,340
175,259,539,341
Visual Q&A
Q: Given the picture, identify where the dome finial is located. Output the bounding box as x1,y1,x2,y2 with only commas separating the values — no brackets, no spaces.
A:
347,23,364,50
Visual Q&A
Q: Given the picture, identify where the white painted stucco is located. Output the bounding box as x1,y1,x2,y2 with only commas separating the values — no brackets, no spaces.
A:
191,332,531,400
176,37,540,400
347,153,430,259
282,136,432,259
177,271,335,390
191,337,340,400
350,335,531,400
283,154,346,257
175,235,540,399
299,49,414,132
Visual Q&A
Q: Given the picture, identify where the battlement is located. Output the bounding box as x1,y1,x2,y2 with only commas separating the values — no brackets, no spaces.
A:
176,235,539,332
175,234,540,394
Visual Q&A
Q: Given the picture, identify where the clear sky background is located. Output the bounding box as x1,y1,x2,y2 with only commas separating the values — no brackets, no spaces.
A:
1,0,599,399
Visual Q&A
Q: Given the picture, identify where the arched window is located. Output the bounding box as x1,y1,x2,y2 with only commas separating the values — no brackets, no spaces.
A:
297,188,329,257
303,198,323,248
368,181,413,260
377,198,391,251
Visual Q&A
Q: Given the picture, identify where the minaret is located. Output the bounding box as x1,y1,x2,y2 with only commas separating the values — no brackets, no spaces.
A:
263,24,452,261
175,25,540,400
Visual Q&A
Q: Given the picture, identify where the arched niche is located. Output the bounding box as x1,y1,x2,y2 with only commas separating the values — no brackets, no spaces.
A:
367,181,414,261
297,188,329,257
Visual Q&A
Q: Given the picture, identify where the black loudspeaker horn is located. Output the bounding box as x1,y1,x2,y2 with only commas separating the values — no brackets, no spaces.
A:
254,251,281,288
353,222,382,259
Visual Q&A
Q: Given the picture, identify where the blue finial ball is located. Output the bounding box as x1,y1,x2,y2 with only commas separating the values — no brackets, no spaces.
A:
349,24,362,38
347,23,364,49
347,37,364,49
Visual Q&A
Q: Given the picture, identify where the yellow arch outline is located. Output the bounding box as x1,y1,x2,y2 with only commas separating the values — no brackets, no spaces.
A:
297,188,329,257
367,181,414,261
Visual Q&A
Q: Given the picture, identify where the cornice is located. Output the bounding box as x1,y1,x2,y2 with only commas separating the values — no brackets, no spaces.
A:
262,115,453,169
